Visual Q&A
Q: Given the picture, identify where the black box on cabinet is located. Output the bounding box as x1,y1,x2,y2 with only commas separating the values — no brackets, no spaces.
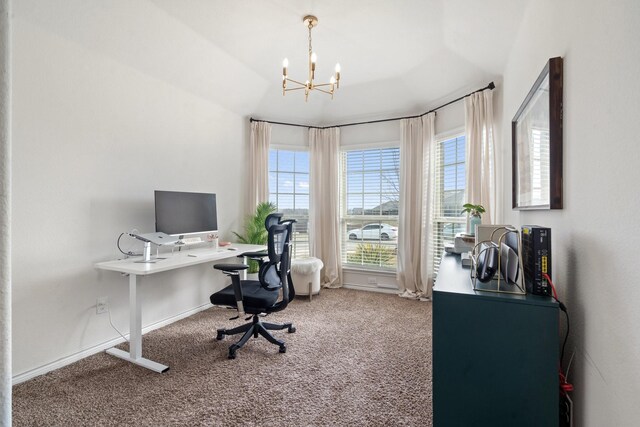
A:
521,226,552,296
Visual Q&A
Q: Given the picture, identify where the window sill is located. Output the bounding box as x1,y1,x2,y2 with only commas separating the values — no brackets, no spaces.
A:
342,266,397,276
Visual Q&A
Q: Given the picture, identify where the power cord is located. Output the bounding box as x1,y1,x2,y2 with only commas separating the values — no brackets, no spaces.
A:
542,272,574,395
565,350,576,380
117,232,142,257
541,272,574,426
543,272,570,369
107,306,129,343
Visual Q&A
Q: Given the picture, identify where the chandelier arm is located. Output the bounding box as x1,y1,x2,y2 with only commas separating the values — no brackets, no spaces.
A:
313,88,333,95
285,78,307,87
313,83,333,88
284,87,308,92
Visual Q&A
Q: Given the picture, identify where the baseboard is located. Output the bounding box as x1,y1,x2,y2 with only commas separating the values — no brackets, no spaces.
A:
342,283,399,295
12,303,213,385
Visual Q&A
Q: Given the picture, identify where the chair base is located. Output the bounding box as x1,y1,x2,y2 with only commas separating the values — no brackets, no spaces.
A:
216,314,296,359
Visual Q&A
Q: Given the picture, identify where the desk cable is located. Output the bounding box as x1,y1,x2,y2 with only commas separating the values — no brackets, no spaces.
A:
107,306,129,343
543,272,574,395
117,232,142,257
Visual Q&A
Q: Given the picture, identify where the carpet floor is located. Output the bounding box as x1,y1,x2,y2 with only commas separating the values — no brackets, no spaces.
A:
13,288,433,426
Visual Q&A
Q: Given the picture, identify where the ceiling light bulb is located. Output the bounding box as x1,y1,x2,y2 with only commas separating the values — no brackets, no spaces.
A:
311,52,317,63
335,63,341,73
283,58,289,68
330,76,336,84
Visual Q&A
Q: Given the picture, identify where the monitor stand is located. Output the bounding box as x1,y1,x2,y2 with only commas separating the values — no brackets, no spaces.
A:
129,233,170,263
134,242,156,263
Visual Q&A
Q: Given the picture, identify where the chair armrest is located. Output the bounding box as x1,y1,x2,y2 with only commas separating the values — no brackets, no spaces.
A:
214,263,249,272
238,250,268,259
213,264,247,317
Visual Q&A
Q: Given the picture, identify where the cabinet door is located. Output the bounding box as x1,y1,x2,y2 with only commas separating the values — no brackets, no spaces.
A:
433,292,558,427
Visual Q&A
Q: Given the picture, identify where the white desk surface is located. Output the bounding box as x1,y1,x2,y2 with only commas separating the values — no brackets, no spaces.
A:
95,243,265,276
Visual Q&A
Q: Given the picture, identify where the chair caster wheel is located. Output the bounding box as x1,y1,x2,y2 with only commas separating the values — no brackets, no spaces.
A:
288,326,296,333
228,345,239,359
279,345,286,353
216,333,224,341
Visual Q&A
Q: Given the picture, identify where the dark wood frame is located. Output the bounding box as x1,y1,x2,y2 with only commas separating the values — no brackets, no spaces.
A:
512,57,563,210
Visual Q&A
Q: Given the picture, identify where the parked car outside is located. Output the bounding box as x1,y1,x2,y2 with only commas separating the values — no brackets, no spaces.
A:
348,223,398,240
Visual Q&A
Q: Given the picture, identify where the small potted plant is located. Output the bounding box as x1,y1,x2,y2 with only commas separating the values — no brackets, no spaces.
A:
461,203,485,236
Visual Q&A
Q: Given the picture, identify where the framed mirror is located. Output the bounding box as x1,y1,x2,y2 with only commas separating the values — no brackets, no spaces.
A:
512,57,563,210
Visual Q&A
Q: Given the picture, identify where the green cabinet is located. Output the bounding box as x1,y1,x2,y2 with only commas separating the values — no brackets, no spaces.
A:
433,253,559,426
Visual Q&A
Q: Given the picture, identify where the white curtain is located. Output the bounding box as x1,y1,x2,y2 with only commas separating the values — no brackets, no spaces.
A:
397,113,435,299
309,127,342,288
465,89,497,224
247,121,271,214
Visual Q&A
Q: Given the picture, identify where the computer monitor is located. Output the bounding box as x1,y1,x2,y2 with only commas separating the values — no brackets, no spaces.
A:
154,191,218,237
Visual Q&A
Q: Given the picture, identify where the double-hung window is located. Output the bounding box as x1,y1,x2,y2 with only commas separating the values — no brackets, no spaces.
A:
268,148,309,258
431,134,466,274
340,146,400,270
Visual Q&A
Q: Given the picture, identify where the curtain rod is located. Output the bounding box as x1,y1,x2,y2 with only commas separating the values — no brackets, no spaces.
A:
250,81,495,130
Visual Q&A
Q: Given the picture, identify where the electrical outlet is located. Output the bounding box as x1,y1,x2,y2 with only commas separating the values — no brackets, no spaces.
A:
96,297,108,315
367,277,377,285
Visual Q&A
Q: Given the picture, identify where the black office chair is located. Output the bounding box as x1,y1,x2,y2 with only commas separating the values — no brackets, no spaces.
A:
210,214,296,359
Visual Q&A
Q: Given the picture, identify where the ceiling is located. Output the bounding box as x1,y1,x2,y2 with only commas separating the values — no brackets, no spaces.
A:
149,0,532,125
19,0,532,126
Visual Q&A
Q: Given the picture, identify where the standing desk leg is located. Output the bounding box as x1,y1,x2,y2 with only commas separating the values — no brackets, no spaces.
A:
242,256,248,280
105,274,169,373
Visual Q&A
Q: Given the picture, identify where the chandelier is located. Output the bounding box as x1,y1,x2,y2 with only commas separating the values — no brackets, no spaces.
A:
282,15,341,101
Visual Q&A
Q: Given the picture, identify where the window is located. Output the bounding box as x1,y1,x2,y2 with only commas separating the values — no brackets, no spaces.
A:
340,147,400,270
432,134,466,274
268,149,309,258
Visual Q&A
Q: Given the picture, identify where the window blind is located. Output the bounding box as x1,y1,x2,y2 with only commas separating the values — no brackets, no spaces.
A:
340,147,400,270
431,135,467,275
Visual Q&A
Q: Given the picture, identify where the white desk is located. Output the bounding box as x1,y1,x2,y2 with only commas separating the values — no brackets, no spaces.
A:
95,243,265,373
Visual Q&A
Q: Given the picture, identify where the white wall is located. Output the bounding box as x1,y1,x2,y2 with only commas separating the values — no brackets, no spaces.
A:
270,124,307,149
270,98,465,149
11,8,247,377
500,0,640,425
0,0,11,421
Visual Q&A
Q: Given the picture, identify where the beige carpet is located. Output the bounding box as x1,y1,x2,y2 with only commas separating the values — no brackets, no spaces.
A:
13,288,433,426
